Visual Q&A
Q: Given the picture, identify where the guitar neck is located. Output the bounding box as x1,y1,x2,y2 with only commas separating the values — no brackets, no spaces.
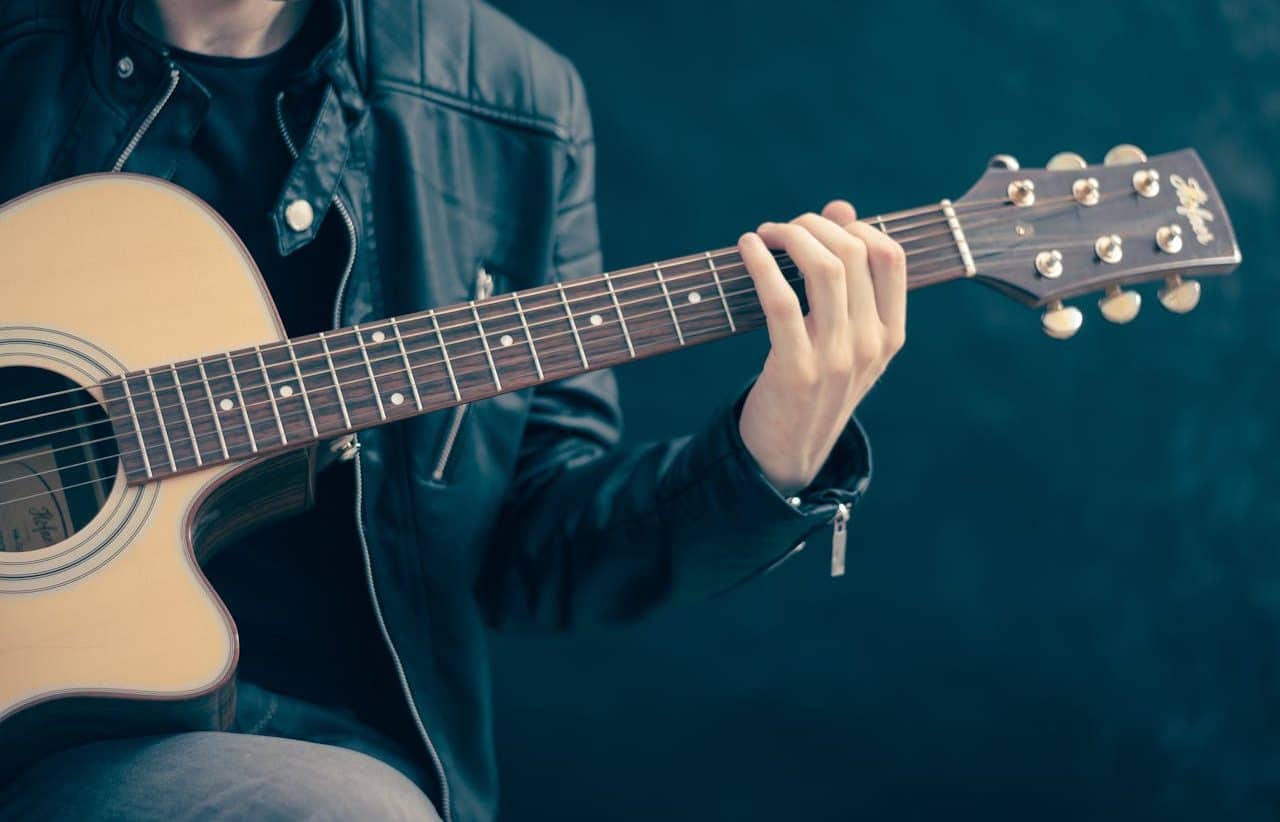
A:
104,201,971,484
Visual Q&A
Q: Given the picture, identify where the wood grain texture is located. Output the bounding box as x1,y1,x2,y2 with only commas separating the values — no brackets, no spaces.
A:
0,175,302,781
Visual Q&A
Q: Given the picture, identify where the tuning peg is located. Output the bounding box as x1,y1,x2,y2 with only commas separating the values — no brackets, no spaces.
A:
1041,300,1084,339
1132,168,1161,198
989,154,1020,170
1035,249,1064,279
1157,275,1201,314
1046,151,1087,170
1094,234,1124,264
1156,224,1183,253
1098,285,1142,324
1008,179,1036,206
1072,177,1101,206
1104,144,1147,166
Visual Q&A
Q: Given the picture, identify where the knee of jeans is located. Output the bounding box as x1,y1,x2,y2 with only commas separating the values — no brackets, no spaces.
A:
242,744,439,821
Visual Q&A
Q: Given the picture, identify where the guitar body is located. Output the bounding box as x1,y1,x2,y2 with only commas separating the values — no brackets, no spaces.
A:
0,175,314,780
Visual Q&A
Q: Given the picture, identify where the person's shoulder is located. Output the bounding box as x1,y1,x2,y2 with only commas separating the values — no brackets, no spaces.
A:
357,0,587,142
0,0,79,38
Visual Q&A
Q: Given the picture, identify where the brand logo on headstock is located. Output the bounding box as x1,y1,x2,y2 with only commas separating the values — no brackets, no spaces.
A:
1170,174,1215,245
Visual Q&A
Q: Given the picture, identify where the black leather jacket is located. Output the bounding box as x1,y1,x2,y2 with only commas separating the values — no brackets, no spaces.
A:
0,1,871,819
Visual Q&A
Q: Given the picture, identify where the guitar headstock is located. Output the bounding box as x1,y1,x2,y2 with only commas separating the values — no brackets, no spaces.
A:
954,146,1241,338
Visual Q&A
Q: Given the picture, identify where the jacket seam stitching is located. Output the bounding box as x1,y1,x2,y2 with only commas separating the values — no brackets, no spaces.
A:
370,77,574,142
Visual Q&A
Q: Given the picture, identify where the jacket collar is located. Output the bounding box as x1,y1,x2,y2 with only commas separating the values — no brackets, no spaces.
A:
83,0,362,254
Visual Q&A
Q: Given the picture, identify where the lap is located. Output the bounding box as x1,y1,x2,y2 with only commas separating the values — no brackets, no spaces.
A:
0,728,441,822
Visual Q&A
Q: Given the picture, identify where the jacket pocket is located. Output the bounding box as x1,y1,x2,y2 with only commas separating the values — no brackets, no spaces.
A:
428,265,495,484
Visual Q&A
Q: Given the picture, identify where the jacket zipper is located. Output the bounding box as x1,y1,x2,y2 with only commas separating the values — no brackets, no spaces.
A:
430,266,495,482
112,66,181,172
276,92,454,822
830,502,850,577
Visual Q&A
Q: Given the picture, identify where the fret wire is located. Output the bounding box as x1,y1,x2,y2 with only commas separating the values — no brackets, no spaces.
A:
255,345,289,445
510,293,544,381
143,370,178,472
704,251,736,333
389,318,424,411
318,332,353,430
42,259,963,482
170,363,202,467
101,244,947,442
555,282,590,369
469,303,503,390
224,353,258,453
119,376,154,478
354,325,388,421
284,338,319,437
601,270,636,358
196,357,230,460
0,204,989,432
88,254,967,465
653,263,685,345
429,311,461,401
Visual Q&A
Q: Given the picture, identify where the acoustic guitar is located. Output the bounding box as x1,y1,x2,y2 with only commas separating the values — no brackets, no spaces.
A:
0,145,1241,780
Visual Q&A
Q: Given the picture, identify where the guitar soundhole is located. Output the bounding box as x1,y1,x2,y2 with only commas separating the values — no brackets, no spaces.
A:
0,367,119,552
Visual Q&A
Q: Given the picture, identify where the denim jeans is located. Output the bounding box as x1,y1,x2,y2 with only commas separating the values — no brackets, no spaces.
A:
0,683,441,821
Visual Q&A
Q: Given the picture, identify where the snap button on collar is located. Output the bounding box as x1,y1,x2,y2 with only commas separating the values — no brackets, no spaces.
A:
284,199,314,232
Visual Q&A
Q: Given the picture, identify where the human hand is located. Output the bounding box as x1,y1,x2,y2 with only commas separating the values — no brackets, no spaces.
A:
737,200,907,494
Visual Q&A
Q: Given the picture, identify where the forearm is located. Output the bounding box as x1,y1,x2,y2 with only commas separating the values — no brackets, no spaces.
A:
477,387,870,631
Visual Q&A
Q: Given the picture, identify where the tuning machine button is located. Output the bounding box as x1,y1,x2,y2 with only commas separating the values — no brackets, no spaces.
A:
1156,224,1183,253
1042,300,1084,339
1095,234,1123,263
1132,168,1160,198
1157,274,1201,313
1098,284,1142,324
989,154,1020,170
1035,249,1064,278
1046,151,1087,170
1104,144,1148,166
1008,179,1036,206
1072,177,1100,206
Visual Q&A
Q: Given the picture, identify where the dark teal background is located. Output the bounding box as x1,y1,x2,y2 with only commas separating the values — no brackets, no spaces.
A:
486,1,1280,818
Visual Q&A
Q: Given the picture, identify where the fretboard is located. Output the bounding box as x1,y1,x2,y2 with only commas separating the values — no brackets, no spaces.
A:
103,204,972,484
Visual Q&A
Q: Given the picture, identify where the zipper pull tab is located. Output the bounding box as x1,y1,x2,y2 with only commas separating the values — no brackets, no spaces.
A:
331,433,361,462
476,266,495,300
830,502,850,577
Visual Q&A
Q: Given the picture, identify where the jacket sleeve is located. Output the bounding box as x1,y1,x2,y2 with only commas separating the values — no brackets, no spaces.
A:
475,63,872,631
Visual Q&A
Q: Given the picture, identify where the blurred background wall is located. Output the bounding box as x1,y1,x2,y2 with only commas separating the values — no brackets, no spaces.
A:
484,1,1280,818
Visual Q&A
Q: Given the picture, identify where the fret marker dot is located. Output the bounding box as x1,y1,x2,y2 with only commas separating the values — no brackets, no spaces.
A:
687,291,702,304
219,398,234,411
499,333,514,347
390,392,405,406
589,313,603,326
371,330,386,343
278,385,294,398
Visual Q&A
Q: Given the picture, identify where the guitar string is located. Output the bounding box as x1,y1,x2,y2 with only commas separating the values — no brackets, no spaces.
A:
0,194,1064,460
0,255,983,499
0,184,1127,428
0,210,965,420
0,186,1117,416
0,225,1124,499
0,252,967,471
0,198,1139,465
0,186,1135,442
0,213,979,440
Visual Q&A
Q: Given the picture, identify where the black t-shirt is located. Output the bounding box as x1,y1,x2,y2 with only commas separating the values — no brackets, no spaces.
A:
169,26,418,755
